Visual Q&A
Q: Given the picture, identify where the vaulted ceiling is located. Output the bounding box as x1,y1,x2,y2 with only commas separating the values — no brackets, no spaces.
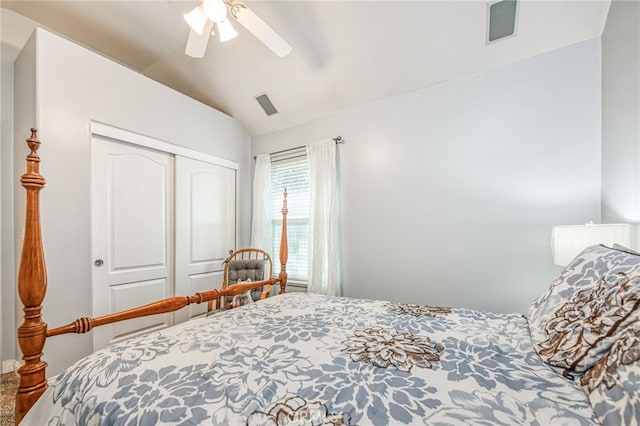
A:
2,1,611,136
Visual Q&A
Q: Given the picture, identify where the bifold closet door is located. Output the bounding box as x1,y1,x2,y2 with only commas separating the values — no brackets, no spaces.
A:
91,136,174,351
174,156,236,322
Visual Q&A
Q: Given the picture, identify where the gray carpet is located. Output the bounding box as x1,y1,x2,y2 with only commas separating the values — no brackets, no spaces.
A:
1,372,18,426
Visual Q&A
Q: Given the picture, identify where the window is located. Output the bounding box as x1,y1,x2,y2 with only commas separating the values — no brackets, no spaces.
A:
270,149,309,282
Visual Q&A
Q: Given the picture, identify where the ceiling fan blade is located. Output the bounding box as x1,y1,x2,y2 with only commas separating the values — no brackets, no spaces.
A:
185,21,214,58
232,5,292,57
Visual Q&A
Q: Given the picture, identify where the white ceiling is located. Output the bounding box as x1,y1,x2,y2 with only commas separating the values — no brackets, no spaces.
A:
1,1,611,136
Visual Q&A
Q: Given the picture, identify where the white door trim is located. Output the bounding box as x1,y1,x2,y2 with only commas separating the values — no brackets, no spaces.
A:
91,121,239,171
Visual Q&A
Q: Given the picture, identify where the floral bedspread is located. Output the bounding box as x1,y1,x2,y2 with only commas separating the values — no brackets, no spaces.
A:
23,293,598,425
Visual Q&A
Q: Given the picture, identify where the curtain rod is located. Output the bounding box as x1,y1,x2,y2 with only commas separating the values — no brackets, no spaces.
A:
253,136,345,160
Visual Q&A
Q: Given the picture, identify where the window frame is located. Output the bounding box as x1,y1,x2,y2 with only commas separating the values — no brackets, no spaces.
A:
269,150,310,284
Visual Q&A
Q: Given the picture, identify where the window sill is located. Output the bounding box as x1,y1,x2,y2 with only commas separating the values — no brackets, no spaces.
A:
280,280,307,293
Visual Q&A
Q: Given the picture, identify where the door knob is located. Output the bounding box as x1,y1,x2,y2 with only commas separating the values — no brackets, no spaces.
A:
94,259,104,267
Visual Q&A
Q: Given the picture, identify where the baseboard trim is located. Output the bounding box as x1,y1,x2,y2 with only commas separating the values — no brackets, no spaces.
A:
2,360,20,374
2,360,14,373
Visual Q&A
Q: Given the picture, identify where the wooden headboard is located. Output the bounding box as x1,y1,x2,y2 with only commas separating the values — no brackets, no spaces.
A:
14,129,289,423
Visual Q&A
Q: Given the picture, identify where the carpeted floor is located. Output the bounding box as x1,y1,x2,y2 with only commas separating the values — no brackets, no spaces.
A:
1,372,18,426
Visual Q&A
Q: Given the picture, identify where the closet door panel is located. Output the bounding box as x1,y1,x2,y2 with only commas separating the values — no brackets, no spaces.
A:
191,170,228,262
111,278,168,340
91,136,173,351
111,158,167,270
187,271,224,319
175,156,236,322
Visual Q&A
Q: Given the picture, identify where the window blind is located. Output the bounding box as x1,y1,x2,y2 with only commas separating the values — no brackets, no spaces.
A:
270,153,309,281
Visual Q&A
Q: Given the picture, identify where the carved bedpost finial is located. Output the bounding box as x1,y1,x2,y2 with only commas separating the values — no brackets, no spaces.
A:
16,128,48,424
27,128,40,155
21,129,45,190
282,188,288,213
279,189,288,294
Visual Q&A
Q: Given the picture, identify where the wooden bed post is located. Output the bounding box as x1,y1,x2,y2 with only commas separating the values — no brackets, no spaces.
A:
279,189,288,293
15,129,49,424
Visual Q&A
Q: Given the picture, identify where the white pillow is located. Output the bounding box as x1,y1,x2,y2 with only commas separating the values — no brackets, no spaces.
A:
230,279,254,308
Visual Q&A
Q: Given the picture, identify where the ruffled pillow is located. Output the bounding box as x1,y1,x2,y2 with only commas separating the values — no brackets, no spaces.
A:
528,244,640,372
228,279,255,309
579,318,640,425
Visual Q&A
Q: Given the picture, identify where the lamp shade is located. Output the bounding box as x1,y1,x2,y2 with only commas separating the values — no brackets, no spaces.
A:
550,223,632,266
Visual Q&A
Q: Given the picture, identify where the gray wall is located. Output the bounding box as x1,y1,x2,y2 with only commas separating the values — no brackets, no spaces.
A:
252,39,602,314
13,27,252,374
601,0,640,244
0,16,16,374
0,7,38,372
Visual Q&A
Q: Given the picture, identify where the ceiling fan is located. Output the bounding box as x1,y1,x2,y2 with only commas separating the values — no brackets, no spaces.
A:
183,0,292,58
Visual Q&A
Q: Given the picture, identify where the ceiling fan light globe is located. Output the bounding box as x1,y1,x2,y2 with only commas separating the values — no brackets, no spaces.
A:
184,6,208,35
217,19,238,42
203,0,227,23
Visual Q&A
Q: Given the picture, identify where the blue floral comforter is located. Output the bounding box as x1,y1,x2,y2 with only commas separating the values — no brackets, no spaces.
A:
23,293,598,425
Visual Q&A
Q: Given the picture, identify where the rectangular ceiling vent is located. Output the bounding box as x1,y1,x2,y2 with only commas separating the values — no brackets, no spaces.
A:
487,0,518,44
255,93,279,116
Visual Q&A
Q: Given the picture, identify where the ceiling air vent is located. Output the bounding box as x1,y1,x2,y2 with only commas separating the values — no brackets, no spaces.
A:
255,93,279,116
487,0,518,43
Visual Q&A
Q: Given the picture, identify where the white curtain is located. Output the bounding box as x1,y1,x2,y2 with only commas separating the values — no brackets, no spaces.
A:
307,140,342,296
251,154,272,251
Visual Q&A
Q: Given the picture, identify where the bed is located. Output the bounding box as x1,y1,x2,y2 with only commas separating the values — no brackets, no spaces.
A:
15,129,639,425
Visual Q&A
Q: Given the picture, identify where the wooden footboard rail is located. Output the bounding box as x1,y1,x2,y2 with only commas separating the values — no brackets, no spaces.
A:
45,279,278,337
15,129,289,424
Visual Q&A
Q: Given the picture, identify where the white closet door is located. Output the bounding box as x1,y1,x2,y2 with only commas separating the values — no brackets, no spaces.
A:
175,156,236,322
91,136,174,350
